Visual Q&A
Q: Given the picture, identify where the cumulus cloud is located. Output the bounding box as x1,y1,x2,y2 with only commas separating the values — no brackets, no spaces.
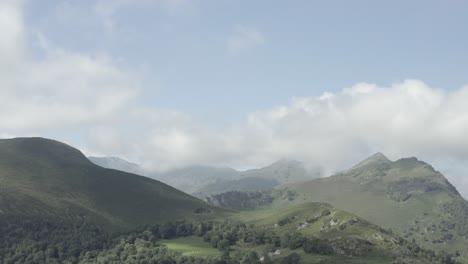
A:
0,0,23,72
227,25,265,54
83,80,468,198
244,81,468,171
3,0,468,197
0,1,139,132
84,80,468,175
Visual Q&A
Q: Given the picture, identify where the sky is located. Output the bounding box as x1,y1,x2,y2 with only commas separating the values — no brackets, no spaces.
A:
2,0,468,196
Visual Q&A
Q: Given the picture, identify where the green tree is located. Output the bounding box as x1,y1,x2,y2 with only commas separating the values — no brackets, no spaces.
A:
241,251,260,264
280,253,300,264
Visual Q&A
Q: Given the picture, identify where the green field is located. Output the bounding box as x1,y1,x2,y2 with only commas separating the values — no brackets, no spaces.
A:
159,237,220,257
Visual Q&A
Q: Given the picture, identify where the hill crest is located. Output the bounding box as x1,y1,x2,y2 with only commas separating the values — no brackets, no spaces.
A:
285,153,467,254
0,137,222,228
351,152,391,169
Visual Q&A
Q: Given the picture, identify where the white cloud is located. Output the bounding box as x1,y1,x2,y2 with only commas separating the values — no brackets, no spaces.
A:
85,80,468,172
84,80,468,197
227,25,265,54
3,1,468,197
0,0,23,72
0,2,139,132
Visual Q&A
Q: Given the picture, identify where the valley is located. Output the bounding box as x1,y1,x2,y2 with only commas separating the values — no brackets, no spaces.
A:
0,137,465,263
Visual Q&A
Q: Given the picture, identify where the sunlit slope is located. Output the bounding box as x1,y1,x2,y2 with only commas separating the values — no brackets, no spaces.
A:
0,138,221,228
232,202,439,263
286,153,468,254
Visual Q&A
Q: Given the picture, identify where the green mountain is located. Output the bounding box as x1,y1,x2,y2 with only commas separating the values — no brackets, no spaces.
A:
230,202,448,264
284,153,468,255
0,137,220,229
89,156,320,196
0,139,459,263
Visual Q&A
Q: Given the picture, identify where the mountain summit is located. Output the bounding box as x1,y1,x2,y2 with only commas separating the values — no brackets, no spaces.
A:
0,137,219,228
351,152,391,169
287,154,468,254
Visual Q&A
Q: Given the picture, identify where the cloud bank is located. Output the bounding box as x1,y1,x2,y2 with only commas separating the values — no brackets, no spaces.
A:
1,1,468,196
108,80,468,172
0,1,139,132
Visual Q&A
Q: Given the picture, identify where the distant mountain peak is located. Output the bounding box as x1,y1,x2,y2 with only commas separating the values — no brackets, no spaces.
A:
88,156,141,174
89,156,139,166
368,152,390,161
352,152,391,169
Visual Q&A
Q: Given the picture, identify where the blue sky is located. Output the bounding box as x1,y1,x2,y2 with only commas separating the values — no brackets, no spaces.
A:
2,0,468,196
24,0,468,122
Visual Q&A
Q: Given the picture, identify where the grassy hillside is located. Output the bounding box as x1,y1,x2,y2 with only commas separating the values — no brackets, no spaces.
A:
0,137,222,229
0,140,458,263
145,202,452,263
228,202,447,263
284,153,468,255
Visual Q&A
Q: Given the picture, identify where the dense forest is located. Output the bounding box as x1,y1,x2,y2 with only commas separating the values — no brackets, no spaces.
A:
0,213,459,264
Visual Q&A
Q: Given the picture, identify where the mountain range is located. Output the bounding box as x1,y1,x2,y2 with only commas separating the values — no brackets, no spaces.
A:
0,137,464,263
89,150,468,255
208,152,468,257
88,156,320,196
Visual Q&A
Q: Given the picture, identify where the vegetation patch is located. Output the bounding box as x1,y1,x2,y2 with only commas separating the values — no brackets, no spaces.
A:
159,237,220,257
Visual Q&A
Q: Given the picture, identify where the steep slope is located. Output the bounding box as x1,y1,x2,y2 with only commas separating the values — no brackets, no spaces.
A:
0,138,220,229
285,153,468,255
